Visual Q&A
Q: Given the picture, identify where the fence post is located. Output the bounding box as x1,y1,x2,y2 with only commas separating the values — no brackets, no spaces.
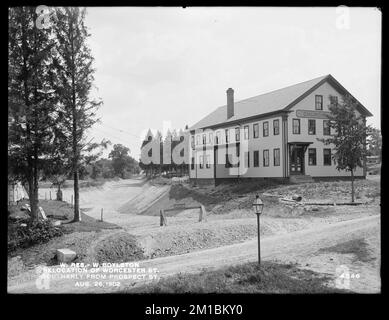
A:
101,208,103,222
199,205,206,222
160,209,167,226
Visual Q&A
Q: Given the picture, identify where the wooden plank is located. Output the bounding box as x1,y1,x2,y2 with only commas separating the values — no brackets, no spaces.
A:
199,205,206,222
160,209,167,226
164,205,202,212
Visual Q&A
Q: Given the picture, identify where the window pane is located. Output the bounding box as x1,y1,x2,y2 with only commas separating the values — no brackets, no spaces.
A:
244,152,250,168
308,148,316,165
235,127,240,142
244,125,249,140
315,95,323,110
308,119,316,135
263,150,269,167
263,122,269,137
293,119,300,134
274,148,280,166
323,120,330,135
253,124,259,138
206,155,210,168
324,149,331,165
254,151,259,167
273,120,279,135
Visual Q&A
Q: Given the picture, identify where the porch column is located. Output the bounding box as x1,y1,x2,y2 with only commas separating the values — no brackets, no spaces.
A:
282,114,289,178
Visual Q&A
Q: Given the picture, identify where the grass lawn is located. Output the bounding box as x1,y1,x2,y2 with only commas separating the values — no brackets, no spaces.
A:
8,200,120,256
37,200,120,233
38,178,120,189
8,200,123,274
127,261,348,294
318,238,374,263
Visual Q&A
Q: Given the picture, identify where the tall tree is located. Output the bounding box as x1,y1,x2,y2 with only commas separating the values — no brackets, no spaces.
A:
8,7,56,220
163,129,172,174
53,7,103,222
320,94,370,202
108,144,131,178
140,129,154,177
155,131,163,176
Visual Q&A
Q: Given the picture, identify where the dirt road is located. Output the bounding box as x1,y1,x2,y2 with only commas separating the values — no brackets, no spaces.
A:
39,179,169,224
8,214,380,294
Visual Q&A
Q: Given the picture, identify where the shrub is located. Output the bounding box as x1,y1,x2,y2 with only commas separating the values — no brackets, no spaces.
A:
8,219,64,253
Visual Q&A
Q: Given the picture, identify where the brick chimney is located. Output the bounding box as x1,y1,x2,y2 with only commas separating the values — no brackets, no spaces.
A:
227,88,234,119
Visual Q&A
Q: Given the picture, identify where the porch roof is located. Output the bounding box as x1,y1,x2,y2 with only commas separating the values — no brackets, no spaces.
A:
287,142,314,145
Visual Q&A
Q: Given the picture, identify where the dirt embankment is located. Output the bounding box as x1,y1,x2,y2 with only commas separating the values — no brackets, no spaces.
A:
8,178,380,291
118,178,380,218
8,215,380,294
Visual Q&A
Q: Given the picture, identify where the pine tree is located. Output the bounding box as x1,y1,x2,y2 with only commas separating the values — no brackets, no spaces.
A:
52,7,103,221
8,7,57,220
140,129,154,177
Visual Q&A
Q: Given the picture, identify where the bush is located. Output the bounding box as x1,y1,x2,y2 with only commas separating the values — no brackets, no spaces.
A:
8,219,64,253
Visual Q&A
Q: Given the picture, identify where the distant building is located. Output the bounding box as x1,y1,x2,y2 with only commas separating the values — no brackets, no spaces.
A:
188,74,373,185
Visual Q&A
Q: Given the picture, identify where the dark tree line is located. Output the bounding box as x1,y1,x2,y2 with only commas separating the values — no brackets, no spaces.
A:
89,144,140,179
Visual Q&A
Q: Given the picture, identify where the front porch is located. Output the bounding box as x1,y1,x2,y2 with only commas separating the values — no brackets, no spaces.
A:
288,142,314,183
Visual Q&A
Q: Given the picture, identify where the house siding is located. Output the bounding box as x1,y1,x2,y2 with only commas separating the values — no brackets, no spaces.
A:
189,79,368,182
288,81,364,177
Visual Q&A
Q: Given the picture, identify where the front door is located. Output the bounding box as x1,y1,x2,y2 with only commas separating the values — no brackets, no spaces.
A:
290,145,304,175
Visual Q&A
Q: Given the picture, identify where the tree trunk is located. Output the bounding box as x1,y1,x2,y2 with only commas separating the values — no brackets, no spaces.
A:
70,24,81,222
27,176,39,220
33,155,39,218
73,170,81,221
56,184,63,201
71,106,80,221
351,169,355,203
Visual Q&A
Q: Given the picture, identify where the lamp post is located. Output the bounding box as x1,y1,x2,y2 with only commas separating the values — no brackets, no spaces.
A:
252,194,264,265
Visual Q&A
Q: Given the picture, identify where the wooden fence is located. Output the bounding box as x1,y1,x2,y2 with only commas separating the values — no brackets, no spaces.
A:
159,203,206,226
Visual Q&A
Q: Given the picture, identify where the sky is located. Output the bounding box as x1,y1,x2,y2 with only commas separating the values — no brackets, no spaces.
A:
84,7,381,160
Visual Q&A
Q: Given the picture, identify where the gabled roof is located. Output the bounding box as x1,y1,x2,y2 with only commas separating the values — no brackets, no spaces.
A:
189,74,373,131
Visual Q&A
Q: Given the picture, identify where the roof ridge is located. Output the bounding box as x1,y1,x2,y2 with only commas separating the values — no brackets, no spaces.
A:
234,74,330,105
189,74,350,131
209,75,330,109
